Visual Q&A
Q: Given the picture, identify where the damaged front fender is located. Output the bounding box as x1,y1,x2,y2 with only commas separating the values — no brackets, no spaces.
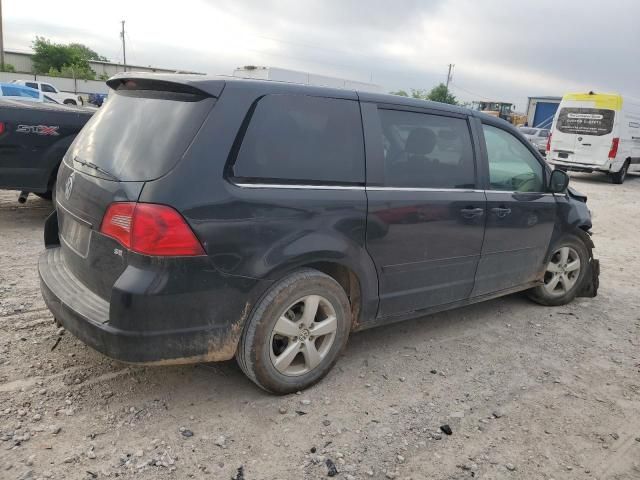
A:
577,257,600,298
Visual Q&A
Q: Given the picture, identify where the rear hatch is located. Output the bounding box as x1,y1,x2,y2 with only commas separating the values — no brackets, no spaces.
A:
551,105,616,166
55,77,219,300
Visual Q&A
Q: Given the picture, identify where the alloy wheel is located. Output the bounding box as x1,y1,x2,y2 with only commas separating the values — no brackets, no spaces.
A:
269,295,338,376
543,246,581,296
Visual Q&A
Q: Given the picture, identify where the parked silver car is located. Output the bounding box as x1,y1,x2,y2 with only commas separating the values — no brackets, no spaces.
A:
519,127,550,155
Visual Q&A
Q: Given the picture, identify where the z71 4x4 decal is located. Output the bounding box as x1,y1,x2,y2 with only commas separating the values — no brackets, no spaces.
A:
16,125,60,136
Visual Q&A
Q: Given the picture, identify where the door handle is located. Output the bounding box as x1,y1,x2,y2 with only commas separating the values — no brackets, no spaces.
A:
491,207,512,218
460,207,484,219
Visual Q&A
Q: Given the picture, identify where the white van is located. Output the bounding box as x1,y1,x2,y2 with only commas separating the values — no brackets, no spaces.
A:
547,92,640,184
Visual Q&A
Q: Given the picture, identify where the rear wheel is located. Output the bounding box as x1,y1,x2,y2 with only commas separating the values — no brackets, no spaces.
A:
527,235,589,306
236,269,351,394
63,99,77,106
611,161,629,184
35,191,52,200
35,178,56,207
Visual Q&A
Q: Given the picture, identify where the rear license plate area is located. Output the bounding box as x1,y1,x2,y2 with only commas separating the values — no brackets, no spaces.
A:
558,152,569,159
58,208,92,257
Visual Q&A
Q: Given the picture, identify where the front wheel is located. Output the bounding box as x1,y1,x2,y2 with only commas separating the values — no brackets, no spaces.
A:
527,235,589,306
611,161,629,184
236,269,351,394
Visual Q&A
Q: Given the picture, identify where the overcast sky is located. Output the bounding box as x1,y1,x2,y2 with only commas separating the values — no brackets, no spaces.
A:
4,0,639,110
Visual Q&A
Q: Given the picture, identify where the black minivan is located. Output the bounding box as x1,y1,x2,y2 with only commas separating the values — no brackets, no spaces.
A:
39,74,599,393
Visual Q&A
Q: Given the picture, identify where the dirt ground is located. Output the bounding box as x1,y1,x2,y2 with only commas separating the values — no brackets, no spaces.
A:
1,173,639,480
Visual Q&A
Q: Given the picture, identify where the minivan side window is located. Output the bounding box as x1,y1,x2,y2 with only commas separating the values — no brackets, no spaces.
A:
377,109,475,189
232,95,365,184
25,82,38,90
482,124,544,192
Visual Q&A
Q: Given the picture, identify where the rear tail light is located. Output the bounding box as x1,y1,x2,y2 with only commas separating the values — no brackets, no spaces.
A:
100,202,135,248
608,137,620,159
546,133,552,153
100,202,205,256
0,122,5,135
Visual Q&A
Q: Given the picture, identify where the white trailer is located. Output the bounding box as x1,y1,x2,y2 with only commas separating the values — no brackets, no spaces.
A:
547,92,640,184
232,66,383,93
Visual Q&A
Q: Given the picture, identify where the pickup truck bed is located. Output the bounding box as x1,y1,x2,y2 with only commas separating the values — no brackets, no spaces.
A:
0,98,94,197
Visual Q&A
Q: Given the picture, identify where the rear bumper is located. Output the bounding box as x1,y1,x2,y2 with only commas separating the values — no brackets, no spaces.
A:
38,247,264,364
549,159,610,173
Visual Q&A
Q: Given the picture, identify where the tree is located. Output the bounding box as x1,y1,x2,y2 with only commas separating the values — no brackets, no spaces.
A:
31,37,109,80
68,43,108,62
390,89,429,100
1,63,16,73
425,83,457,105
390,84,458,105
47,64,96,80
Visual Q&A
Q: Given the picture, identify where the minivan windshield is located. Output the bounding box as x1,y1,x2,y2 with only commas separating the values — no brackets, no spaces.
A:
556,107,615,136
67,90,215,181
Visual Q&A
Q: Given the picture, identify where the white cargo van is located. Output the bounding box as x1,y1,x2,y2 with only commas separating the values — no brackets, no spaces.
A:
547,92,640,184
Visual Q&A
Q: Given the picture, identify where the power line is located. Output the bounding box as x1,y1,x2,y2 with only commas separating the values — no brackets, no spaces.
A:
449,82,493,101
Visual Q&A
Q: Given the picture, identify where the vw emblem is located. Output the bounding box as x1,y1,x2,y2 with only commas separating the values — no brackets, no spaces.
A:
577,137,583,141
64,172,75,201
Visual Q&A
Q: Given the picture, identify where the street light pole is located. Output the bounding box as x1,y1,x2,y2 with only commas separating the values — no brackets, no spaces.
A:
445,63,455,96
0,0,5,71
120,20,126,72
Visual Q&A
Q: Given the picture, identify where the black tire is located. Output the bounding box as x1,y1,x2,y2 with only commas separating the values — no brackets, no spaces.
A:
236,269,351,394
35,191,52,200
35,179,56,208
611,161,629,184
527,234,590,306
63,99,77,106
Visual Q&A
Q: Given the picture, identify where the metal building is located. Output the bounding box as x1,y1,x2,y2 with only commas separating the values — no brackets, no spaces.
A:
4,50,203,76
526,96,562,128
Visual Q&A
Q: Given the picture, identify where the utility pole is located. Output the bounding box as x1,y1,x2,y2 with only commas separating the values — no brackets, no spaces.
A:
120,20,127,72
445,63,455,94
0,0,5,71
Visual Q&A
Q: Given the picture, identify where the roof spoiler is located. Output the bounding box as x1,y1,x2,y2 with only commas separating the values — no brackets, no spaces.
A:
106,77,213,97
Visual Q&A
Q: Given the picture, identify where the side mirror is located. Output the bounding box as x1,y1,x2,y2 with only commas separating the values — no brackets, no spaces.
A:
548,169,569,193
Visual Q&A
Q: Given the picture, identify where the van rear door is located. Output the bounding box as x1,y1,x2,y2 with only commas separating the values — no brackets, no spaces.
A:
555,106,615,165
54,78,219,301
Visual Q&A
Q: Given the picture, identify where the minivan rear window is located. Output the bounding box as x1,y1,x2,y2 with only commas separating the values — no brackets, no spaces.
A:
68,90,215,181
231,94,365,185
556,107,615,136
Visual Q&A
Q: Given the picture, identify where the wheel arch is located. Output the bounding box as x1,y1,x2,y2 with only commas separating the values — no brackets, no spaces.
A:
38,138,75,193
257,255,378,332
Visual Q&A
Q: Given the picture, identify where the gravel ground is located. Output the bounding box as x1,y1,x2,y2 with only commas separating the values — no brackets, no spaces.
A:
1,173,639,480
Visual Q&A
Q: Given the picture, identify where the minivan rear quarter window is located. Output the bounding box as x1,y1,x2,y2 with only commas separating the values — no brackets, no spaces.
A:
231,95,365,185
378,109,475,189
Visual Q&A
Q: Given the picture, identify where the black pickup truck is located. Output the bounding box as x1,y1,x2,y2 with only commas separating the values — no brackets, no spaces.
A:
0,98,94,202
